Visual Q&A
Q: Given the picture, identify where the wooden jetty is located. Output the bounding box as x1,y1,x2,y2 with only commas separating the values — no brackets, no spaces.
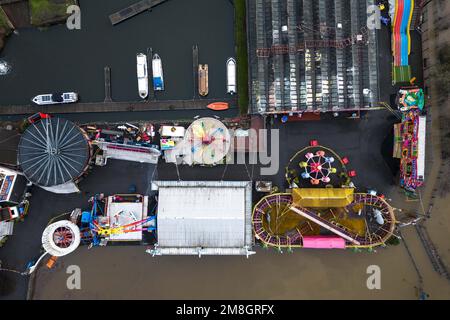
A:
109,0,168,26
104,66,112,102
192,45,199,98
0,98,237,116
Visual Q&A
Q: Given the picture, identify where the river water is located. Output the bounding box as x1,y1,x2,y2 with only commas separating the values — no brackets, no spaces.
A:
0,0,235,106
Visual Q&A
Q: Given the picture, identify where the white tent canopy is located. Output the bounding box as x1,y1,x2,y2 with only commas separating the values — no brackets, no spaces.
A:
149,181,254,257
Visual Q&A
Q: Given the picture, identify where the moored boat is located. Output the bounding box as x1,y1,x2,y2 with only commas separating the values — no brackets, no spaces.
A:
207,102,229,111
152,53,164,91
226,57,236,95
136,53,149,99
31,92,78,105
198,64,209,97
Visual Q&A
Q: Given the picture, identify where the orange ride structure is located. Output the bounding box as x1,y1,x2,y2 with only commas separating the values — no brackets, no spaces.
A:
252,188,397,250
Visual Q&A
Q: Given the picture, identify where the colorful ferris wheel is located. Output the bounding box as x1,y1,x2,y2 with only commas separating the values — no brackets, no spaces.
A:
299,150,337,185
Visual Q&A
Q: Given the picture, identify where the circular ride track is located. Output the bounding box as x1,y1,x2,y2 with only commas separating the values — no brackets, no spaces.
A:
252,193,396,249
18,118,91,187
42,220,81,257
286,145,348,188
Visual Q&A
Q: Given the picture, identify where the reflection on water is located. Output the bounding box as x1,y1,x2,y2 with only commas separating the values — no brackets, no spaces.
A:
0,60,11,75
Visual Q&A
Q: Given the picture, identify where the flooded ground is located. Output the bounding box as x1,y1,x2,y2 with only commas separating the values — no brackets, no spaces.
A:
30,229,449,300
0,0,235,105
29,178,450,300
27,111,450,300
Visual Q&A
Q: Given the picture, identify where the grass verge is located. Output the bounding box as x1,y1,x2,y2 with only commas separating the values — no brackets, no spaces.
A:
0,7,12,52
29,0,77,27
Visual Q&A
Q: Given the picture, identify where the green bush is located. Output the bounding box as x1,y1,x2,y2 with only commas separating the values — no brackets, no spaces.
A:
29,0,77,26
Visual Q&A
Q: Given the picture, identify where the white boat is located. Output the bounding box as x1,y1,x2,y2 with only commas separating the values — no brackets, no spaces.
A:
31,92,78,105
136,53,149,99
226,57,236,95
152,53,164,91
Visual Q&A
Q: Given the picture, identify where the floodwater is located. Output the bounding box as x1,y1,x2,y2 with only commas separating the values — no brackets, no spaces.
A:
0,0,235,105
30,183,450,300
31,225,450,300
30,112,450,300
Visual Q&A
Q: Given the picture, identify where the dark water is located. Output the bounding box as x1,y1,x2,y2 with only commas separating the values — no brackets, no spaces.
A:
0,0,235,105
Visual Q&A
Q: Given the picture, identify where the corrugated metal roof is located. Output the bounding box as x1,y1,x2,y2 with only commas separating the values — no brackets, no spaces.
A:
154,181,253,251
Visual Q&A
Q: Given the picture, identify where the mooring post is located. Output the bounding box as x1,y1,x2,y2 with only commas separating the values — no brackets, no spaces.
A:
193,45,199,99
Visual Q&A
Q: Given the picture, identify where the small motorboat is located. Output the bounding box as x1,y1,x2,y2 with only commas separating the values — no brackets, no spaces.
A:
226,57,236,95
198,64,209,97
31,92,78,105
152,53,164,91
207,102,229,111
136,53,149,99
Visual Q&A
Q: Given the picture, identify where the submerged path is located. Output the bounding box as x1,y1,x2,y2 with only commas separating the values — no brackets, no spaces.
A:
0,98,237,116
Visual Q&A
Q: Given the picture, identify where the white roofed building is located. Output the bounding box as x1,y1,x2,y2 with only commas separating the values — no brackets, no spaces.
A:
148,181,254,257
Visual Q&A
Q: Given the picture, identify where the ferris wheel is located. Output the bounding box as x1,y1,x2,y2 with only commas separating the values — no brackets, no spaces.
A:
299,150,337,185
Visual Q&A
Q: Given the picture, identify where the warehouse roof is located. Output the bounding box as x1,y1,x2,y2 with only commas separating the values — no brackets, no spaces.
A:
151,181,254,256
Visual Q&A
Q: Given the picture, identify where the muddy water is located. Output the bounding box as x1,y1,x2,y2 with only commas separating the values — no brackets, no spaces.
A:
32,223,449,300
31,247,409,299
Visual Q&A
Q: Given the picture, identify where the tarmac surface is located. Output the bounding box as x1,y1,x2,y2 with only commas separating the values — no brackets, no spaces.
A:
0,109,418,300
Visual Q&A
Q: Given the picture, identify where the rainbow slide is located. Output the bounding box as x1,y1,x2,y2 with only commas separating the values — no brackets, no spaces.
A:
391,0,414,84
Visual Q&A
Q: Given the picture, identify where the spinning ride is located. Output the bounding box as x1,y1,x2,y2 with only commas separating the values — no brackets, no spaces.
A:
299,150,337,185
42,220,81,257
184,117,231,165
